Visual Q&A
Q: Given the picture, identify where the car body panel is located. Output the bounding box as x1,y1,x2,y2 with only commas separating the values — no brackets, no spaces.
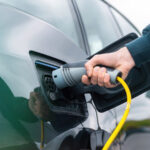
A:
0,3,88,150
0,0,150,150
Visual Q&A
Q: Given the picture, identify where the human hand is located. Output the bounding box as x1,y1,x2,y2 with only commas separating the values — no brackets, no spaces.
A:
82,47,135,88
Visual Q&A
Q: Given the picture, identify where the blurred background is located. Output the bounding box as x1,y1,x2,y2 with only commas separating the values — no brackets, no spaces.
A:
107,0,150,32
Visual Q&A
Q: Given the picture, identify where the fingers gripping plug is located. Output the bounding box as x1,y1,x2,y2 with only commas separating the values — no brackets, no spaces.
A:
52,61,122,89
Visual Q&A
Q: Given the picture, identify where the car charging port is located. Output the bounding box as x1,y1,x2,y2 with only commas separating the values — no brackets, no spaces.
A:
43,74,56,92
35,60,88,121
42,74,59,101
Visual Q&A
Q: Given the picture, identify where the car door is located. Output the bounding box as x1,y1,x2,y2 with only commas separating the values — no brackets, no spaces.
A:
0,0,90,150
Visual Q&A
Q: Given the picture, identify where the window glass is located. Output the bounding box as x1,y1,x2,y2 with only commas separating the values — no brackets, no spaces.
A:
111,9,140,36
76,0,121,54
0,0,81,48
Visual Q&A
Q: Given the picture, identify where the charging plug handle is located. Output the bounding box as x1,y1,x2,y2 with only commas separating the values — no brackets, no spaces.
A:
52,61,122,89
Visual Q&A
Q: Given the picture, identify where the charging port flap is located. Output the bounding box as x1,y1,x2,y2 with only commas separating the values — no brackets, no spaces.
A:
88,33,150,112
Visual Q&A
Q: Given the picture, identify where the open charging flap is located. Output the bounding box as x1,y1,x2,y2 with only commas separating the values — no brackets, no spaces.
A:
88,33,150,112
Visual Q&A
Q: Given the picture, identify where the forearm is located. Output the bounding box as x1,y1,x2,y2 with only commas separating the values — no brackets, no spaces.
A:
126,24,150,67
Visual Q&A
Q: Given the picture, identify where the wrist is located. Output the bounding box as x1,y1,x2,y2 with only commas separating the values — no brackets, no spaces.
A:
117,47,135,70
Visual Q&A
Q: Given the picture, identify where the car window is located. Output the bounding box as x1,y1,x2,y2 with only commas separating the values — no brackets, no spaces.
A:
76,0,121,54
0,0,82,48
111,9,140,36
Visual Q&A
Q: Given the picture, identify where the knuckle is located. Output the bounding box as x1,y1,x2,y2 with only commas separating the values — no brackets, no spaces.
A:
93,55,99,60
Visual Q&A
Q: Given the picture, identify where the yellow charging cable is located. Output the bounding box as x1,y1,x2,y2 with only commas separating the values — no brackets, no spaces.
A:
102,76,131,150
39,77,131,150
40,120,44,149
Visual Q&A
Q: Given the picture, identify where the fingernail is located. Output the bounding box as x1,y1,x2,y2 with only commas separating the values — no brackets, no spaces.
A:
95,67,99,72
101,67,106,71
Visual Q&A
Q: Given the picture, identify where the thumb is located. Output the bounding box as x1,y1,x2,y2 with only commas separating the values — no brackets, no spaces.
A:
116,65,130,81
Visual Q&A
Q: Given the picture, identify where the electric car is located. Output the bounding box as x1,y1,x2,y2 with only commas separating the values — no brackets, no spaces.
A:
0,0,150,150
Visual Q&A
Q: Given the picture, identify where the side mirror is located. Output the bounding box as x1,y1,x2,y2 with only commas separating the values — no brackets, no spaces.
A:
88,33,150,112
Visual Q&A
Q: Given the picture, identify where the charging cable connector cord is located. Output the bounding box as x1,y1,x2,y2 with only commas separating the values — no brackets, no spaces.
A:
40,120,44,149
102,76,131,150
